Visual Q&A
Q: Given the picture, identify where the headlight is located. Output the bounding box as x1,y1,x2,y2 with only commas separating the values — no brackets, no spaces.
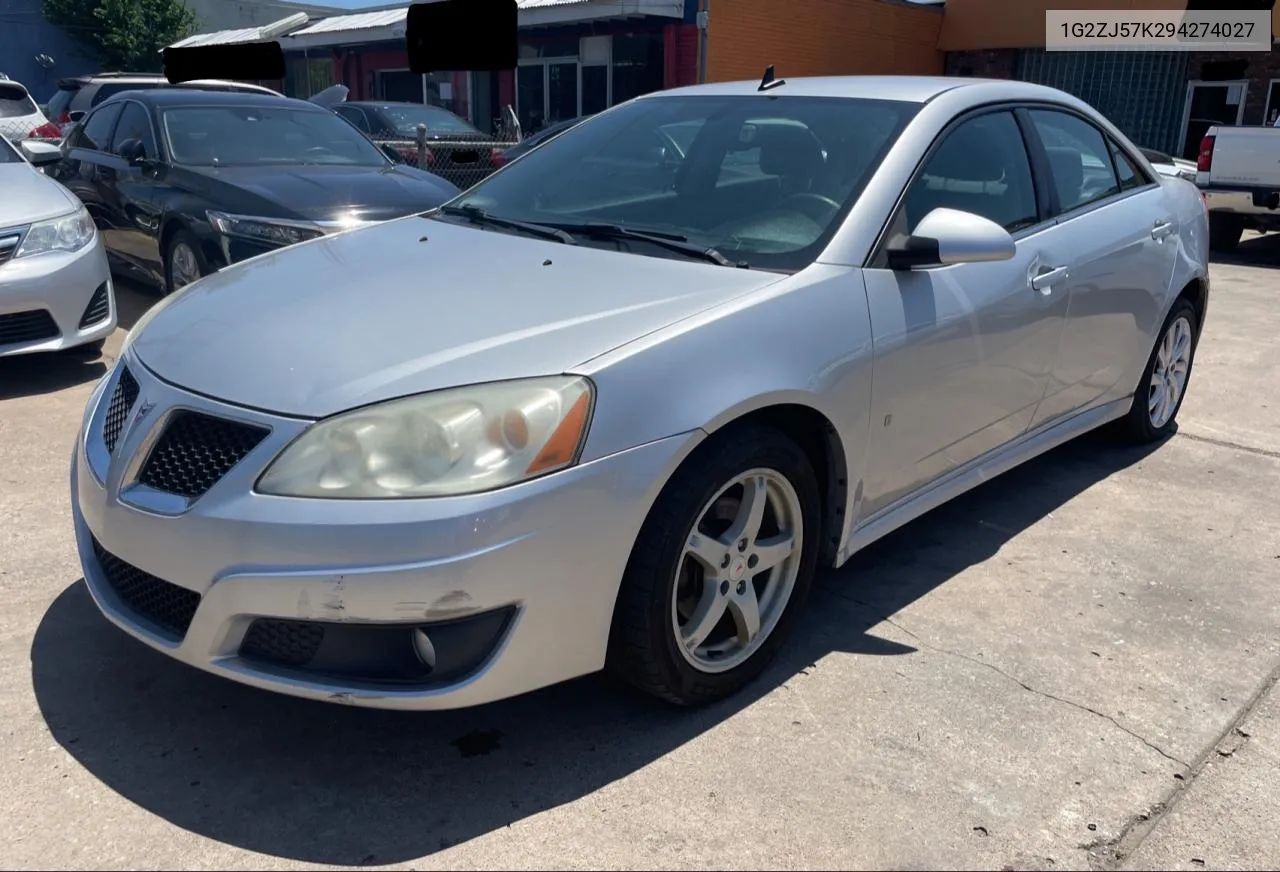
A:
207,210,324,246
14,206,95,258
257,376,594,499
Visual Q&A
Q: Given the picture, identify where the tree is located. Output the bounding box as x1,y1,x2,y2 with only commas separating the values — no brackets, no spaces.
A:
44,0,198,73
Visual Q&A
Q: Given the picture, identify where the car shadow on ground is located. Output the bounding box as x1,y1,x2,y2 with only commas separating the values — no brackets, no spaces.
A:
1211,230,1280,267
30,428,1164,866
0,351,106,400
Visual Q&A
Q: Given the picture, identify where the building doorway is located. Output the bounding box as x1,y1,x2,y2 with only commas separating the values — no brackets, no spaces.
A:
1264,78,1280,127
1179,80,1248,159
516,58,579,134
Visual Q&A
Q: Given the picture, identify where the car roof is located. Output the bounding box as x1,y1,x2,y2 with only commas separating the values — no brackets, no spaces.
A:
652,75,1059,104
100,89,315,110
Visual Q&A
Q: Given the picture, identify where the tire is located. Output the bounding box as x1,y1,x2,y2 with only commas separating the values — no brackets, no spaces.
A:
1115,297,1199,444
163,229,207,295
606,424,822,706
1208,213,1244,252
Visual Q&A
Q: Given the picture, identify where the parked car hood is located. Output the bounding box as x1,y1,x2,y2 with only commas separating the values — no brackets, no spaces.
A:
0,164,81,227
177,164,459,223
131,215,785,418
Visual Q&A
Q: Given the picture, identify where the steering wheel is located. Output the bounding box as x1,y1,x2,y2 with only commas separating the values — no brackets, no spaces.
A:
777,192,842,224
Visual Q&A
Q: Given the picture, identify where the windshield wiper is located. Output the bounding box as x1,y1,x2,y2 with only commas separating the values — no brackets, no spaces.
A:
438,204,577,245
545,221,747,268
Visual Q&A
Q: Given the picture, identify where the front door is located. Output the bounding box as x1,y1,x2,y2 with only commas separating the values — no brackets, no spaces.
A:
103,99,161,277
1027,109,1180,427
859,110,1072,519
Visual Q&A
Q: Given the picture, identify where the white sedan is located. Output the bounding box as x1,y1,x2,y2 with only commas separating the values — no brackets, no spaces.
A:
0,136,114,356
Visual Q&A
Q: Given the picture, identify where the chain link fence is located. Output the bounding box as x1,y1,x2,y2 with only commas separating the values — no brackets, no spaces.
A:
0,116,61,145
371,109,523,192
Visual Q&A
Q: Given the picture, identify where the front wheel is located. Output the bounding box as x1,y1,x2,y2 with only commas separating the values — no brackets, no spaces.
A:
163,230,207,295
1115,297,1199,444
606,425,822,706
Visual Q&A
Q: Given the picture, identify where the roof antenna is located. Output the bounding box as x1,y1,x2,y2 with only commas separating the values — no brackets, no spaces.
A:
758,64,785,92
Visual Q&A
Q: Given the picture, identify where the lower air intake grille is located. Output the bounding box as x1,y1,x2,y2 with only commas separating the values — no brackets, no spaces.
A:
78,282,111,328
102,366,139,454
91,537,201,639
0,309,59,345
241,619,326,667
138,410,270,499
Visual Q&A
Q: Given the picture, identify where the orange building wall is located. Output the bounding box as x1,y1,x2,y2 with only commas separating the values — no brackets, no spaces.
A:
704,0,945,83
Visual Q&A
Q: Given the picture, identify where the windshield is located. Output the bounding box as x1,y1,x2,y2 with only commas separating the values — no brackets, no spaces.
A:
0,83,38,118
0,135,22,163
442,94,917,271
161,105,390,168
374,104,481,137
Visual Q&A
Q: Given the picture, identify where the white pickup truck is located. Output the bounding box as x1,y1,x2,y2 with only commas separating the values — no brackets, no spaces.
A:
1197,118,1280,251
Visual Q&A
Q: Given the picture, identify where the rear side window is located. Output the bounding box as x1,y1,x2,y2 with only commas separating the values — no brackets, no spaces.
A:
336,106,371,132
1109,139,1152,191
0,83,38,118
904,110,1039,233
1029,109,1121,213
46,85,79,120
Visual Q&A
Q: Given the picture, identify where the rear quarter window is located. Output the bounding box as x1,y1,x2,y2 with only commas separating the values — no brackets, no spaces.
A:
0,83,38,118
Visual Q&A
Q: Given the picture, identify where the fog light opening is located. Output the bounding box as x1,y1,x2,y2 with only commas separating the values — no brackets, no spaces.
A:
412,628,437,670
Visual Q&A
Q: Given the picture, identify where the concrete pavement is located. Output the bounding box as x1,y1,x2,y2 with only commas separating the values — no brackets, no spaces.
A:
1,235,1278,870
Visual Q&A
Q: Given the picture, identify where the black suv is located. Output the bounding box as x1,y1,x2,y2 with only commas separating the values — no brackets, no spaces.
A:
44,72,282,137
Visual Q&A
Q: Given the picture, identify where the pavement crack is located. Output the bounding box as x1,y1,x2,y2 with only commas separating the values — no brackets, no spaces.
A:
823,588,1190,768
1177,430,1280,461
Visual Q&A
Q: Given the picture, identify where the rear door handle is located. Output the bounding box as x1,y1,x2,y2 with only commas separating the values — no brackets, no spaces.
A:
1031,265,1069,293
1152,220,1175,241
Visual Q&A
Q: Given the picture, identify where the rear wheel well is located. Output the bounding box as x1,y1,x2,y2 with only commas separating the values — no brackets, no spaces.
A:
709,405,848,567
1178,276,1207,336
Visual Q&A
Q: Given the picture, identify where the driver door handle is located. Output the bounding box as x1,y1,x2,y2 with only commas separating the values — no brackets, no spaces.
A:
1152,220,1175,241
1031,265,1069,293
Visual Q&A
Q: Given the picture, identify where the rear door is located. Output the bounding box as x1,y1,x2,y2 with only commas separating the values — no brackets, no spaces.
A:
1025,108,1179,427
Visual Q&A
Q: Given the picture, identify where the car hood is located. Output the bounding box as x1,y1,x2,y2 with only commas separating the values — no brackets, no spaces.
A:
131,216,785,418
0,163,81,227
178,164,458,223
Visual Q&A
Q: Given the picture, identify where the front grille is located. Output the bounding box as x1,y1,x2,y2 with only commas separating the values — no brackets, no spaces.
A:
139,410,270,499
0,232,20,265
0,309,59,345
91,536,201,639
102,366,139,454
78,282,111,328
241,619,325,667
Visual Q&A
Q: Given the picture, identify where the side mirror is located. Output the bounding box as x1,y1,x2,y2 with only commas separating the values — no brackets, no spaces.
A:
885,207,1016,270
118,138,147,165
20,138,62,166
380,143,405,163
68,110,85,122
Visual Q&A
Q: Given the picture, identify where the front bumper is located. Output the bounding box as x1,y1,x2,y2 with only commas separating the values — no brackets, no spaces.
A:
71,355,695,710
0,232,115,356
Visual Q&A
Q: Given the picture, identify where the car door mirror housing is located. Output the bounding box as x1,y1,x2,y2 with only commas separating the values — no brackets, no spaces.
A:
20,138,62,166
118,138,147,165
68,110,85,122
885,207,1017,270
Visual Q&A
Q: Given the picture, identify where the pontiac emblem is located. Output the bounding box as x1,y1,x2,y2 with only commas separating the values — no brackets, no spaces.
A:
133,400,155,426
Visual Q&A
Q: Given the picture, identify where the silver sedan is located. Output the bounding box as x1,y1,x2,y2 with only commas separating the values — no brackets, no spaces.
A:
70,76,1208,710
1,136,115,356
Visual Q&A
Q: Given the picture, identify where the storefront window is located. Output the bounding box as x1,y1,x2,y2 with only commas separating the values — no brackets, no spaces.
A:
285,57,334,99
518,37,580,60
611,32,663,105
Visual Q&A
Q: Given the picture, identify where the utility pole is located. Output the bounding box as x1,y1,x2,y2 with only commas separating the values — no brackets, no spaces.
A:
697,0,709,83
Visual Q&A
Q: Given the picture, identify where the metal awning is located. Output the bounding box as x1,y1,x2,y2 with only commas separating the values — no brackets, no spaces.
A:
166,12,312,50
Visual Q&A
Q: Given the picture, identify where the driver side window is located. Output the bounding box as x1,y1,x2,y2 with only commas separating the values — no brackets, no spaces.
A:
903,111,1039,234
109,101,157,160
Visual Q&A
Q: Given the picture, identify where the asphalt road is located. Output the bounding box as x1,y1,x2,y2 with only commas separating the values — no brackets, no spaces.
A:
1,236,1278,871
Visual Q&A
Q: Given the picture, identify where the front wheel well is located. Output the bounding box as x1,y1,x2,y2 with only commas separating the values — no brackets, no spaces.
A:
707,404,849,567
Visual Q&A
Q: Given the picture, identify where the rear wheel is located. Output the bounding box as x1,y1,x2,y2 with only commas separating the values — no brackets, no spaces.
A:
606,425,822,706
1208,213,1244,252
1115,297,1198,444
